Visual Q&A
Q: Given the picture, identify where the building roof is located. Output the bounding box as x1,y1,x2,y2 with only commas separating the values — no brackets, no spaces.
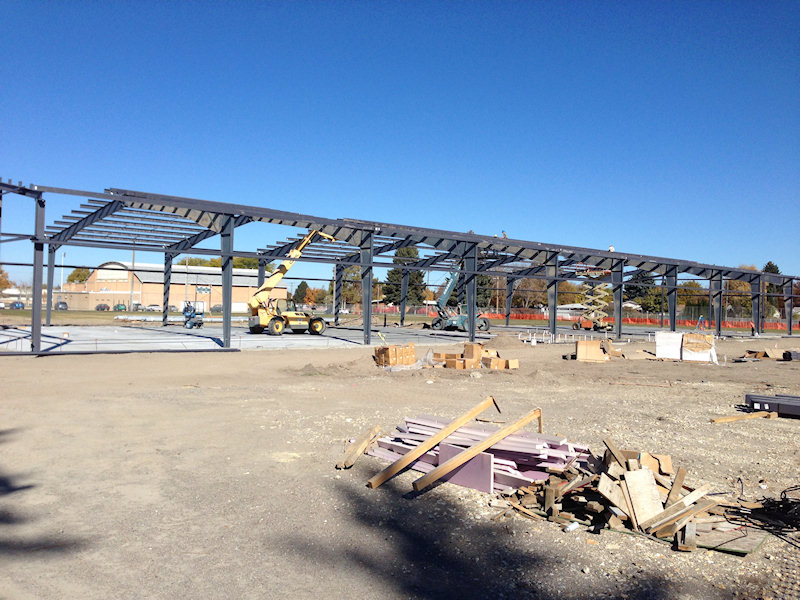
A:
96,261,274,288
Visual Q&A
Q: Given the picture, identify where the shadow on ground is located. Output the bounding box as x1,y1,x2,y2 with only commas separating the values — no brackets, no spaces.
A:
280,476,681,599
0,429,87,556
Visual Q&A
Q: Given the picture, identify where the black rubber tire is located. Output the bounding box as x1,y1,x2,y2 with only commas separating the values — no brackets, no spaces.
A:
572,322,580,330
431,317,445,330
477,317,490,332
249,325,264,334
267,317,284,336
308,317,326,335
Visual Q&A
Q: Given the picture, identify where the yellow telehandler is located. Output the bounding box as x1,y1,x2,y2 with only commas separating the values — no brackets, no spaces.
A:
248,229,336,335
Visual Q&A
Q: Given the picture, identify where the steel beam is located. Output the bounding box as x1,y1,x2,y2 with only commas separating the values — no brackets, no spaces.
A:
505,278,514,326
546,254,558,335
48,200,125,242
46,245,56,326
612,260,623,340
163,253,174,326
257,259,267,287
400,270,409,327
31,193,45,352
710,272,723,337
334,264,343,325
465,244,478,342
785,281,794,336
750,277,761,335
360,232,374,345
665,266,677,331
221,217,234,348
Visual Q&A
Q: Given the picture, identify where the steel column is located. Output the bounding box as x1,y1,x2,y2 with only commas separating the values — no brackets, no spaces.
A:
505,278,514,326
784,281,794,336
665,266,677,331
162,253,174,326
360,232,374,345
46,245,56,326
258,259,266,287
710,272,723,337
546,254,558,335
399,270,409,327
31,193,45,352
750,277,761,335
612,261,623,339
333,264,343,325
221,217,234,348
465,244,478,342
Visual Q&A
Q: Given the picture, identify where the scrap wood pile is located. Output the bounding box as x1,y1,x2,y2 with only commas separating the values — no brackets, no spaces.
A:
738,347,800,361
563,339,628,362
374,341,519,370
341,396,772,556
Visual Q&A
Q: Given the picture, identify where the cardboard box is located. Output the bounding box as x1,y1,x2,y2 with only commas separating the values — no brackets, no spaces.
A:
576,340,608,363
505,358,519,370
375,343,416,366
464,342,484,360
445,358,466,369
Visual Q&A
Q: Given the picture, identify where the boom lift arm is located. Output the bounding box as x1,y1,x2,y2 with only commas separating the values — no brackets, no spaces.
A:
248,230,336,310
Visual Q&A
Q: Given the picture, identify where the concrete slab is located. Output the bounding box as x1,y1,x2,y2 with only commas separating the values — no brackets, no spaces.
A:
0,323,493,354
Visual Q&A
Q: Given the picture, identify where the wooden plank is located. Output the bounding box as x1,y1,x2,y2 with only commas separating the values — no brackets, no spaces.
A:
619,479,639,530
366,396,497,488
638,452,659,473
640,483,711,530
597,473,630,517
412,407,542,492
336,424,382,469
624,468,663,526
677,522,697,551
652,454,674,475
695,526,769,555
627,458,640,471
603,438,627,468
650,498,716,535
710,411,776,424
665,466,687,507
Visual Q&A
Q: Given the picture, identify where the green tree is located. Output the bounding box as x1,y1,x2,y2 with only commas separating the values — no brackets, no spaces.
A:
383,247,425,305
0,267,11,291
176,256,273,271
677,281,707,306
624,271,655,301
67,267,90,283
293,281,309,304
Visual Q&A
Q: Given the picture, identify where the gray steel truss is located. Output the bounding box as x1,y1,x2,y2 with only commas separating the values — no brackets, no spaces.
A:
0,178,797,354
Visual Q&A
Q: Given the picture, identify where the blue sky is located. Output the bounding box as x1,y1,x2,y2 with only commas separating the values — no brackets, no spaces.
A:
1,1,798,289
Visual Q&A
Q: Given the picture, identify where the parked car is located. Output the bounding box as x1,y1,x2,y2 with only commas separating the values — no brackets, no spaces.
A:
55,301,69,310
131,303,143,311
113,303,127,311
145,304,162,312
95,303,110,311
168,305,177,312
10,301,24,310
0,302,5,309
210,304,223,313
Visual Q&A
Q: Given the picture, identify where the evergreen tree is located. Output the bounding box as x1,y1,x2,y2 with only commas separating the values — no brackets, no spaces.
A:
383,247,425,305
293,281,309,304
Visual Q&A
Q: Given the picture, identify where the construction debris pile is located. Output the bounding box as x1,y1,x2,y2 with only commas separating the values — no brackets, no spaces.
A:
352,397,771,555
366,414,587,493
374,341,519,370
433,342,519,370
740,347,800,361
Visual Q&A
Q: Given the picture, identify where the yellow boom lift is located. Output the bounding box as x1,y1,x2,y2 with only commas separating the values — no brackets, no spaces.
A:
248,230,336,335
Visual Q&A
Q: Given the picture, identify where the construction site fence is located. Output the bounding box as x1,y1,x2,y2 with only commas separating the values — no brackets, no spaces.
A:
329,304,796,331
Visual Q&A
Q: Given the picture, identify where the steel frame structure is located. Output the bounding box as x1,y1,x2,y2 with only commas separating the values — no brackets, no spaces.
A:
1,179,797,353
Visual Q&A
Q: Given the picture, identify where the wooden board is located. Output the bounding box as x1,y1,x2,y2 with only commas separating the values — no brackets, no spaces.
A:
624,468,663,526
695,526,770,556
597,473,630,517
665,466,687,506
412,407,542,492
603,438,628,468
366,396,496,488
336,424,382,469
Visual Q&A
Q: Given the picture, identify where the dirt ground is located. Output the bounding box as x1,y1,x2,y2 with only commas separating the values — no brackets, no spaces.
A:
2,333,799,599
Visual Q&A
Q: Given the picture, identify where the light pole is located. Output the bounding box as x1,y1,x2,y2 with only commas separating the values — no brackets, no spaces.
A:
60,251,66,290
